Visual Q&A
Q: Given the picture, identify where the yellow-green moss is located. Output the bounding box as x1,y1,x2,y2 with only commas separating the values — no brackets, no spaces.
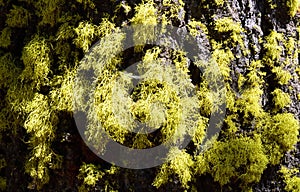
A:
0,53,21,89
34,0,64,26
211,47,234,80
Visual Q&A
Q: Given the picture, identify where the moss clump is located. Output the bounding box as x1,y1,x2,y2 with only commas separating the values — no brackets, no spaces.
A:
6,5,31,28
280,166,300,192
195,136,268,188
272,88,291,111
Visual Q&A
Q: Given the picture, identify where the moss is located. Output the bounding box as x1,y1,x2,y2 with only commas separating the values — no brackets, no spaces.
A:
73,21,98,52
0,27,11,48
161,0,185,24
6,5,31,28
272,88,291,111
280,166,300,192
153,148,194,189
76,0,96,10
78,164,119,192
214,0,225,6
195,136,268,188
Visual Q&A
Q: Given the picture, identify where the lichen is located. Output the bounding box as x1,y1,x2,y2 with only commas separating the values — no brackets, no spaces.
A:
280,166,300,192
261,113,299,165
0,27,11,48
153,148,194,189
195,136,268,188
6,5,31,28
272,88,291,111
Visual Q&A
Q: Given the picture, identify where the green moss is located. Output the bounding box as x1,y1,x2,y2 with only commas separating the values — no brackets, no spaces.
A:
195,136,268,188
0,27,11,48
6,5,31,28
272,89,291,111
280,166,300,192
153,148,194,189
